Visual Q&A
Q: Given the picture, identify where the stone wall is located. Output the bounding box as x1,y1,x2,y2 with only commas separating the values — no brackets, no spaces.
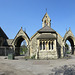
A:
30,33,58,59
38,40,58,59
56,33,64,58
30,33,40,57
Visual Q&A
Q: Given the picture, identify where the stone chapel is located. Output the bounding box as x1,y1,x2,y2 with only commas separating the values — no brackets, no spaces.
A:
0,12,75,59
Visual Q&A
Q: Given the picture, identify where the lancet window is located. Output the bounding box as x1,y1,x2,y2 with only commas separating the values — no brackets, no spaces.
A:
39,40,54,50
49,41,50,50
40,41,42,50
43,41,45,50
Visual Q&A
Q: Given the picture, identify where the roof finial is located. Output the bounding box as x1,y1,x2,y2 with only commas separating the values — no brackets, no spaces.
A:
66,28,67,32
21,27,22,29
46,8,47,13
69,27,71,30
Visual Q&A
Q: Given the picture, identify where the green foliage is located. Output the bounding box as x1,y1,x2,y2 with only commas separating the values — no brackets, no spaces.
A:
66,51,71,54
31,55,36,59
65,43,69,50
20,46,28,55
25,56,30,60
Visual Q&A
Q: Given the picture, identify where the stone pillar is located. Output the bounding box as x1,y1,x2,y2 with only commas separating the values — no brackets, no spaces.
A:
73,45,75,55
45,41,46,50
54,40,58,59
48,41,49,50
60,42,64,58
13,45,15,55
35,40,39,59
29,42,32,58
61,47,64,58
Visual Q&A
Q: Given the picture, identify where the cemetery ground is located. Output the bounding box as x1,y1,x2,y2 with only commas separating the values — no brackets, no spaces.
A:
0,55,75,75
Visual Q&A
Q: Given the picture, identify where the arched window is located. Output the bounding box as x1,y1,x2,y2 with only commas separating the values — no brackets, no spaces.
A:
49,41,50,50
40,41,42,50
52,41,53,50
43,41,45,50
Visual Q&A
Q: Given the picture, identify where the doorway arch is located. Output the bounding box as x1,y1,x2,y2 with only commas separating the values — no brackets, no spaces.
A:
63,29,75,55
11,28,30,56
14,36,29,55
65,36,74,54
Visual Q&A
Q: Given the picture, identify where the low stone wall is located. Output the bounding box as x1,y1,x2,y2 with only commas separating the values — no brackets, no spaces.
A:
39,50,58,59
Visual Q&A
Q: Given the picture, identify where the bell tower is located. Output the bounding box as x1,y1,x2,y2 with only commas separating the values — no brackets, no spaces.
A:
42,12,51,27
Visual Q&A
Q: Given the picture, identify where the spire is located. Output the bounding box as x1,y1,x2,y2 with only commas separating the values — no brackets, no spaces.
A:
42,12,51,27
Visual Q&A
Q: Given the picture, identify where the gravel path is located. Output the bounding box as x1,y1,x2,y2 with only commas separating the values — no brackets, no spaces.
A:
0,55,75,75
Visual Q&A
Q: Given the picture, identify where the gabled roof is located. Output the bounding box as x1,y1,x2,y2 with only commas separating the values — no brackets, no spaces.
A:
63,28,75,41
11,27,30,44
38,25,56,33
37,34,56,39
0,27,8,39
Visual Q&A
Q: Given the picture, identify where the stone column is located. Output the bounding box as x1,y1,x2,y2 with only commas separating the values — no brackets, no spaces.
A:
35,40,39,59
45,41,46,50
73,45,75,55
48,41,49,50
60,42,64,58
54,40,58,59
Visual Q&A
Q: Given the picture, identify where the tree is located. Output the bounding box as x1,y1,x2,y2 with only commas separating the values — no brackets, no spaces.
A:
20,40,28,55
65,43,69,50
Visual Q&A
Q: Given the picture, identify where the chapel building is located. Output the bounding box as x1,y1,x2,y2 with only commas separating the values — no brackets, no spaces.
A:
0,12,75,59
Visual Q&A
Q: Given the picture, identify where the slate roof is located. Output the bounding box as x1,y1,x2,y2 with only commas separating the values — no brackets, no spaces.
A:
38,26,56,33
0,27,8,39
37,34,56,39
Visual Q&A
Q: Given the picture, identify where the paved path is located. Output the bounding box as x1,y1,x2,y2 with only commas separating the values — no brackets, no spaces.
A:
0,55,75,75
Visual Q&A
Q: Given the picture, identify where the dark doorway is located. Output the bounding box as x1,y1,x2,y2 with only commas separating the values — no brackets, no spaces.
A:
15,36,28,56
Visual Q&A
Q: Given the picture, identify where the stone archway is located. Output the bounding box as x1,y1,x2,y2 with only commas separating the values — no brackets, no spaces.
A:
65,36,74,54
14,36,29,55
11,27,30,56
63,28,75,55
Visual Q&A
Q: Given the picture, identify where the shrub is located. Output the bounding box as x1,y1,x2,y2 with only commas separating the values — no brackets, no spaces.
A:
25,56,30,60
31,55,36,59
66,51,71,54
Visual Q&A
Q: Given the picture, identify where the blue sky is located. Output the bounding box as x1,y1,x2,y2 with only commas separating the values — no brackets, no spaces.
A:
0,0,75,39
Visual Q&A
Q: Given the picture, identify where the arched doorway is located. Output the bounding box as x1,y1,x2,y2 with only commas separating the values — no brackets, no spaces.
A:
11,27,30,56
63,29,75,55
14,36,28,56
20,40,27,55
65,36,74,54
